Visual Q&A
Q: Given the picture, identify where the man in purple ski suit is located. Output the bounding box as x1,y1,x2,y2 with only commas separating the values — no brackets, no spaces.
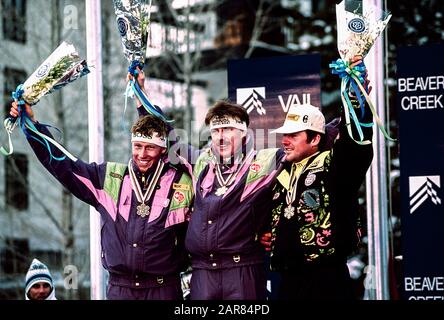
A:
132,92,284,299
131,68,349,300
185,101,285,300
10,101,194,300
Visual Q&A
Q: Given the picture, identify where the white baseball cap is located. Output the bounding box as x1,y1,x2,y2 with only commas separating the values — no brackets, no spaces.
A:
271,103,325,134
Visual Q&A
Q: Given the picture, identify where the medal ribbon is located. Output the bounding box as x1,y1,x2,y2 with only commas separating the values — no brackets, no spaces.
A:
128,158,164,206
213,149,254,194
285,152,320,206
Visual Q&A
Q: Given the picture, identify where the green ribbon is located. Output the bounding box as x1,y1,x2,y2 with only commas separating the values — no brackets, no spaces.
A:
330,58,396,145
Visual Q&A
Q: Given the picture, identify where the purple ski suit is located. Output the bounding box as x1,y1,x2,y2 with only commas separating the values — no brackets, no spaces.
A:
25,122,193,300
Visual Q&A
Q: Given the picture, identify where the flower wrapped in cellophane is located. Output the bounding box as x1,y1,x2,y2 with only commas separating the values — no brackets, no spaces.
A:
113,0,171,123
330,0,394,144
336,0,391,63
1,41,89,159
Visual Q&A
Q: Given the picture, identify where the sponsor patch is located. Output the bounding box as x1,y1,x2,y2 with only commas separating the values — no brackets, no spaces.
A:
110,172,123,180
301,189,320,210
287,114,300,122
173,191,185,203
310,160,320,168
250,163,261,173
173,183,191,191
305,173,316,186
307,168,323,175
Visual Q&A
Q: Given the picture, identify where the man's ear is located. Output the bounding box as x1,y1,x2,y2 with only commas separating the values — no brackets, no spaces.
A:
161,148,167,155
311,134,321,147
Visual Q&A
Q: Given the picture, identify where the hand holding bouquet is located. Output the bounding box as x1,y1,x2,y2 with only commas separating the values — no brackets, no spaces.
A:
113,0,171,123
330,0,394,144
1,41,89,157
336,0,391,63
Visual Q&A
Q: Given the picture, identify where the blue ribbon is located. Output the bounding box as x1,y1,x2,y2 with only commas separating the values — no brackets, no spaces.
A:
330,58,367,119
10,84,27,130
329,58,378,144
329,58,396,144
12,84,25,103
128,60,144,77
20,115,66,162
124,60,173,125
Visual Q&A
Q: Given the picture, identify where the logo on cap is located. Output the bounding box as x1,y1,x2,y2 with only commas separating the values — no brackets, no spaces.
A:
287,114,300,122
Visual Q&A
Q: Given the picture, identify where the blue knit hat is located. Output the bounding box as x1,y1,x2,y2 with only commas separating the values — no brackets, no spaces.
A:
25,258,54,295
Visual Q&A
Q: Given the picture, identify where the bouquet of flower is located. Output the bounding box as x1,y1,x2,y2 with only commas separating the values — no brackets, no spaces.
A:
113,0,150,64
330,0,394,144
19,42,90,105
113,0,171,123
1,41,89,157
336,0,391,63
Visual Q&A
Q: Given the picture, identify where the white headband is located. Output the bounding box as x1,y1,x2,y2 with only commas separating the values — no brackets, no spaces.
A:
131,131,167,148
209,115,247,132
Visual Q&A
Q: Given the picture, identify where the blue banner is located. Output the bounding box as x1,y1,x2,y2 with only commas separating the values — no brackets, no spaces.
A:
228,54,321,150
398,44,444,301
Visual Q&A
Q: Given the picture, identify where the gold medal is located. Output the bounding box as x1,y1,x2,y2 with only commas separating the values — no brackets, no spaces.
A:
137,203,150,218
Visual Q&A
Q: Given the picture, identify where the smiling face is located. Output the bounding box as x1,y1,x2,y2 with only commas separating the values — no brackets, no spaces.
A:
281,130,320,163
210,127,244,161
132,141,165,173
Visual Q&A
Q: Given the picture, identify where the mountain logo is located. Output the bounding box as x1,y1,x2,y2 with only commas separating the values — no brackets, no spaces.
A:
409,175,441,214
236,87,266,115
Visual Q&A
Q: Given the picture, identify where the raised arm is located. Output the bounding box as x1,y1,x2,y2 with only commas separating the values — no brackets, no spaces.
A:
333,55,374,187
10,101,106,209
127,68,201,167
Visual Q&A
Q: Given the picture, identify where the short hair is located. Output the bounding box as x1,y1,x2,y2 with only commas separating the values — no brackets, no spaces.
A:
306,130,326,150
205,100,250,127
131,114,168,138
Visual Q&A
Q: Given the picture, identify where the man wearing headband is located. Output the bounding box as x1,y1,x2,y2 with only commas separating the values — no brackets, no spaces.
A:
130,70,285,299
184,101,287,300
130,58,368,300
10,102,193,300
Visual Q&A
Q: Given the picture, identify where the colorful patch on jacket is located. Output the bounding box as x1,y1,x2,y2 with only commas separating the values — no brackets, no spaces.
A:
104,162,128,203
169,173,193,211
245,148,278,185
300,189,320,211
173,191,185,203
271,151,338,263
